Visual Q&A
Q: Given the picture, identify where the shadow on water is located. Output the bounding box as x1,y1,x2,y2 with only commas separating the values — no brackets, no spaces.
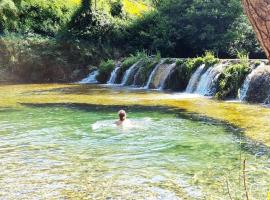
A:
21,102,270,157
22,84,167,96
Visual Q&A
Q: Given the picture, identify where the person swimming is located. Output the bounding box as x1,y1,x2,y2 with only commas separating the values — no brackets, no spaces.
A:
115,110,131,126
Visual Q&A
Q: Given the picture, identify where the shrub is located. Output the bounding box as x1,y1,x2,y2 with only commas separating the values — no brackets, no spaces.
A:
96,59,115,83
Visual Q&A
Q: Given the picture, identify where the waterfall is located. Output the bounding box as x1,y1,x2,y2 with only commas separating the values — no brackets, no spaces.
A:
240,62,265,101
158,63,177,90
186,63,226,96
144,60,164,89
107,66,121,85
78,70,98,84
185,64,206,93
194,63,225,96
121,61,141,86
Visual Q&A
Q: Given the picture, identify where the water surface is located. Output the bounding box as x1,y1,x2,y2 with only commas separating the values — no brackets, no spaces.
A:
0,84,270,199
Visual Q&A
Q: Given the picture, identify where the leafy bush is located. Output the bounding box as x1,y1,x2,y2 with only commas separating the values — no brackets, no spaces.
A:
215,53,251,99
0,0,79,35
96,59,115,83
0,0,19,33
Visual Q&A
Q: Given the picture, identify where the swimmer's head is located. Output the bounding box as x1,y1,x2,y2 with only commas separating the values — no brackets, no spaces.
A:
118,110,126,121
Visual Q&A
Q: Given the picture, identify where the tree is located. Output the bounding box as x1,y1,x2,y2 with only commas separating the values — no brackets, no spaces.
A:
82,0,92,10
242,0,270,60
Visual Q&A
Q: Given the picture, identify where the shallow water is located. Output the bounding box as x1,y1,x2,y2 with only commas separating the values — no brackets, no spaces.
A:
0,84,270,199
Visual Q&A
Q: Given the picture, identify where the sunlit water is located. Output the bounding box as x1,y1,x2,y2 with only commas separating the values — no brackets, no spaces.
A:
0,84,270,199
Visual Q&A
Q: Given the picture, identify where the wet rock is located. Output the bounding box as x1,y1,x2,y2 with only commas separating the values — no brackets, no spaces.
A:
163,65,189,91
244,64,270,103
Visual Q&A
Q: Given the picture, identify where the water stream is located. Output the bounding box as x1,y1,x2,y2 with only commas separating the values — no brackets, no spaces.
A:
78,70,98,84
107,66,121,85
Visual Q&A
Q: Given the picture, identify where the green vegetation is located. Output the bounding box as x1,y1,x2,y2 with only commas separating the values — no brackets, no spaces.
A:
164,58,175,64
110,0,123,18
96,59,115,83
0,0,266,83
182,52,219,81
0,33,110,82
136,52,161,85
119,0,264,58
215,53,251,99
121,52,147,71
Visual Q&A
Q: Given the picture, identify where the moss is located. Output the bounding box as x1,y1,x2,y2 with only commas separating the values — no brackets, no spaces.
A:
215,53,251,99
96,59,115,83
121,52,144,71
131,53,161,86
177,52,219,84
164,58,174,64
175,59,184,66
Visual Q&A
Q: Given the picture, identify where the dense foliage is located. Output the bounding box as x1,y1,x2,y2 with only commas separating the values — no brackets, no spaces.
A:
0,0,266,83
1,0,264,58
119,0,264,58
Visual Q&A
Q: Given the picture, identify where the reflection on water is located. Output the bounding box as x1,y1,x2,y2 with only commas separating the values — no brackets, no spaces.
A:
0,105,269,199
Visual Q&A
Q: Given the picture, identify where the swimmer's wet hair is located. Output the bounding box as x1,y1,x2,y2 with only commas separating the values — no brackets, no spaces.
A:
118,110,126,120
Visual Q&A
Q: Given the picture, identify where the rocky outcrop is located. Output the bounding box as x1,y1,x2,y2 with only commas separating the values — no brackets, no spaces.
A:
242,0,270,60
163,64,190,91
243,64,270,103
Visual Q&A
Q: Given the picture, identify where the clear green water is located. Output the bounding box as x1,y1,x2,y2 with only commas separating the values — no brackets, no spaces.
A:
0,104,269,199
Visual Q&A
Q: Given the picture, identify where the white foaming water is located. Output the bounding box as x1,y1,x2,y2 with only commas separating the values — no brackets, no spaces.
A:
144,60,164,89
185,64,206,93
78,70,98,84
240,62,265,101
92,118,152,131
194,63,226,96
121,62,141,86
107,66,121,84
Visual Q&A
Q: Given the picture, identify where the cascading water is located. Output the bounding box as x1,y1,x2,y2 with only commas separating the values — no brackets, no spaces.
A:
121,61,141,86
194,63,226,96
239,62,265,101
186,63,226,96
159,63,177,90
185,64,206,93
107,66,121,85
144,60,164,89
78,70,98,84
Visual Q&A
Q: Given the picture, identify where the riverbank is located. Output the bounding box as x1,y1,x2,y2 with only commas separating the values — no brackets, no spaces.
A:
1,84,270,148
0,34,118,83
